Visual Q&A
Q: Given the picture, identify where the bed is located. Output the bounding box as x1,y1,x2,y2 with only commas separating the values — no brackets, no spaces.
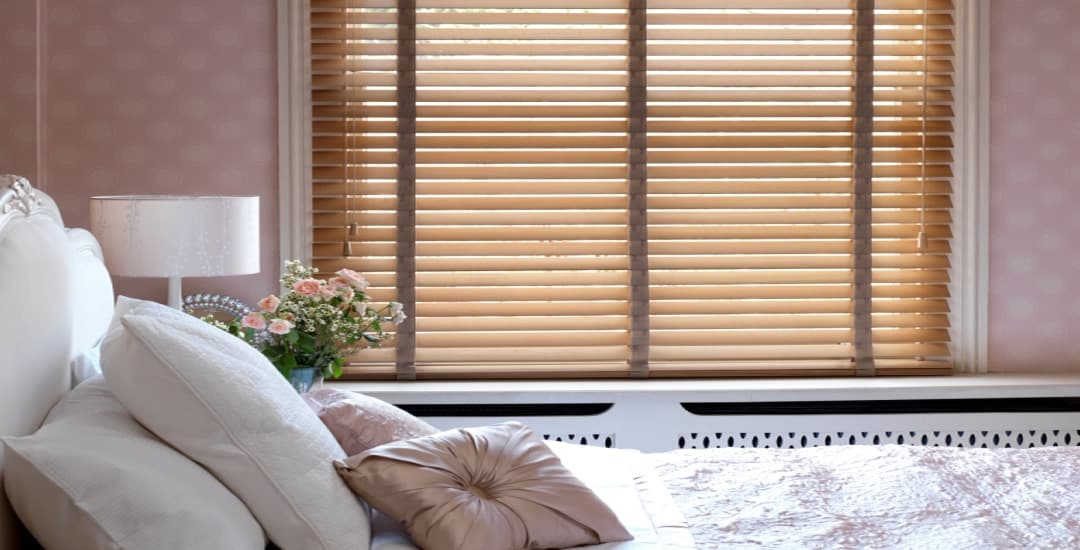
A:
3,176,1080,550
0,176,691,550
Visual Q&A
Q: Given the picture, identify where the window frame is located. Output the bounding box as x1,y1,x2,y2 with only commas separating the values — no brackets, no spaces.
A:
276,0,989,375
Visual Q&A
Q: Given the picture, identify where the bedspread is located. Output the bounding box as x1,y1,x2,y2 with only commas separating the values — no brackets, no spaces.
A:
648,445,1080,550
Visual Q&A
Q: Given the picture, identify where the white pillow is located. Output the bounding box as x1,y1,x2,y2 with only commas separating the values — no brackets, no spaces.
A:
70,345,102,386
2,376,266,550
100,297,370,550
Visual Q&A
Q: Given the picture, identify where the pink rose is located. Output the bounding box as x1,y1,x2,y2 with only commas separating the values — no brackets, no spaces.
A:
340,286,355,302
293,278,321,297
267,319,294,335
328,276,348,289
335,269,369,290
258,294,280,312
319,285,336,299
241,312,266,330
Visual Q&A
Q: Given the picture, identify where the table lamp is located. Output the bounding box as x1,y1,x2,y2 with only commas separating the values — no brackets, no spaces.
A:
89,195,260,309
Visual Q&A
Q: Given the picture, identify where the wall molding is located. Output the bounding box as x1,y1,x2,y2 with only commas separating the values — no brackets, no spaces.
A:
951,0,991,373
277,0,312,267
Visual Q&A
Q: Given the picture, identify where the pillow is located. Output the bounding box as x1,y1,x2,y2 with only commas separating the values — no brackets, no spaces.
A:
334,422,632,550
2,376,265,550
70,345,102,386
100,296,370,550
303,388,438,455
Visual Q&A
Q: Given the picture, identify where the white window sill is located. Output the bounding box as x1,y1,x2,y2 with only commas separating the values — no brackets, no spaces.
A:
328,374,1080,404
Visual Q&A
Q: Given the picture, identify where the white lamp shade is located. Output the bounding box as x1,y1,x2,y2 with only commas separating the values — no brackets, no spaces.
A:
89,195,260,278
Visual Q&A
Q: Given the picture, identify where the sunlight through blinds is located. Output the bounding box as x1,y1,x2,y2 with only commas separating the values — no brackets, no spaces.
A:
309,0,954,379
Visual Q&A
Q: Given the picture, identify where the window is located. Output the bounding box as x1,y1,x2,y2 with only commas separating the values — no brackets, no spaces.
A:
307,0,955,380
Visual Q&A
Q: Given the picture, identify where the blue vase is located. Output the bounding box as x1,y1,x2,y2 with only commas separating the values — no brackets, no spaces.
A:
287,367,323,394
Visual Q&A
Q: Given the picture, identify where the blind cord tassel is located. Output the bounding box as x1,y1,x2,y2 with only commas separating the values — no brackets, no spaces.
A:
917,230,928,251
343,223,357,257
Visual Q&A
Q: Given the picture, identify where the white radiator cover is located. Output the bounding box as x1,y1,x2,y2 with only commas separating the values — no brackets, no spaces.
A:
412,412,1080,453
334,375,1080,453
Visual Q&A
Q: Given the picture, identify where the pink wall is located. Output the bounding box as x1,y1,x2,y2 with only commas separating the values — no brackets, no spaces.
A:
1,0,1077,371
0,0,40,182
988,0,1080,372
0,0,279,306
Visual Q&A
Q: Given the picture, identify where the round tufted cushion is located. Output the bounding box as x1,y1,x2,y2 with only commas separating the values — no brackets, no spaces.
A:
334,421,632,550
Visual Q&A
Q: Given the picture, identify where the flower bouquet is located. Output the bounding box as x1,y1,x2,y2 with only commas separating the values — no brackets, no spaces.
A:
216,261,404,391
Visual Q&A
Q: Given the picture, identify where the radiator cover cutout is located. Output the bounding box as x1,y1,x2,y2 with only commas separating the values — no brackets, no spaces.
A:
543,433,616,448
677,429,1080,450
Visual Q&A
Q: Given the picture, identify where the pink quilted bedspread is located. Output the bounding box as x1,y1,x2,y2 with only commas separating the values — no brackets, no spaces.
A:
647,445,1080,549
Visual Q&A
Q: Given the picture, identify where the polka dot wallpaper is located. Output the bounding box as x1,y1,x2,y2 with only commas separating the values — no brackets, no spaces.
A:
0,0,1076,371
989,0,1080,372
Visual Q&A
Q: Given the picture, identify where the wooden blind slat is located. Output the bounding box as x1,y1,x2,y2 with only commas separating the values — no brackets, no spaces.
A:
309,0,954,379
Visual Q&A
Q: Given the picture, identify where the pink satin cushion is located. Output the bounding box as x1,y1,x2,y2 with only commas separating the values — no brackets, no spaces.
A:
334,421,632,550
303,388,438,455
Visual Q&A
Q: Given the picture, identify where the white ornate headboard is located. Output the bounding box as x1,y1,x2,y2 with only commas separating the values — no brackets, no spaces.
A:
0,176,114,549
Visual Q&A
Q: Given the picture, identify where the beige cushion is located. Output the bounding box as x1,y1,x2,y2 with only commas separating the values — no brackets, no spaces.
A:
100,297,370,550
304,389,438,455
334,422,632,550
2,377,266,550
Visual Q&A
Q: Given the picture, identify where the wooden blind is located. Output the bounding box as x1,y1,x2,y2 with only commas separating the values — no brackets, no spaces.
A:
309,0,954,379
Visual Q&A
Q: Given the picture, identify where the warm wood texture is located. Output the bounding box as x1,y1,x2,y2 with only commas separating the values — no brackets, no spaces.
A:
309,0,955,379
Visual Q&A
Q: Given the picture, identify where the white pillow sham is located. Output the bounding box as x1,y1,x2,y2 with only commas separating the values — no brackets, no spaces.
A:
100,296,370,550
2,376,266,550
70,345,102,386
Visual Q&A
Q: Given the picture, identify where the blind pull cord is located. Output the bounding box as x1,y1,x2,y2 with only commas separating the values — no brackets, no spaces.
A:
917,0,930,252
343,3,354,258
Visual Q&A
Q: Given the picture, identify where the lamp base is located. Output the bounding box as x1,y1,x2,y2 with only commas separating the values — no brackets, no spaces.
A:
167,276,183,310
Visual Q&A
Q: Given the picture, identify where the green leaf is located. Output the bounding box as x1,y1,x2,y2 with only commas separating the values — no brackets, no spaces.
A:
263,344,286,359
282,353,298,375
298,338,316,354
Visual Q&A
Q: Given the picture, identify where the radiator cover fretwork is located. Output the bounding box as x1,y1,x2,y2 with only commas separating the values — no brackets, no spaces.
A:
543,433,615,448
677,429,1080,450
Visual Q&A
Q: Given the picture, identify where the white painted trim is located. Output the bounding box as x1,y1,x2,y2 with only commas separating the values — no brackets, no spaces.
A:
334,375,1080,452
333,374,1080,404
950,0,991,373
277,0,312,266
